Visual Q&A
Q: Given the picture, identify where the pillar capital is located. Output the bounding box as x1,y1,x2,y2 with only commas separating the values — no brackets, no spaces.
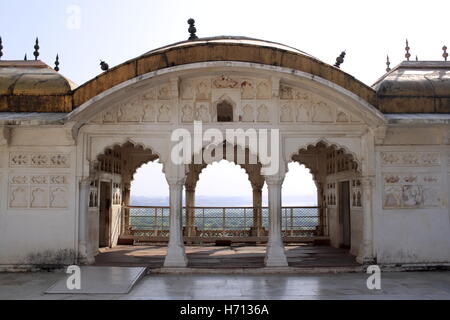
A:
264,174,285,186
79,176,92,187
166,176,186,188
361,176,375,188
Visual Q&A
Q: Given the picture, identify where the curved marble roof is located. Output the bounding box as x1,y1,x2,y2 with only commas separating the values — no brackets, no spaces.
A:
0,61,76,95
1,36,450,113
0,61,76,112
373,61,450,113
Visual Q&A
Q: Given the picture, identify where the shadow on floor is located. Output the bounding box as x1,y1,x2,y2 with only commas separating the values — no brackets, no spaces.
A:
93,244,360,269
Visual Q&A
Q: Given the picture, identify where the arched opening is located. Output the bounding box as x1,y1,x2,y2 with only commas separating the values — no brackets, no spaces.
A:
125,160,171,242
86,142,158,259
87,139,362,268
282,162,318,238
193,160,253,238
217,100,234,122
131,162,168,206
290,141,362,260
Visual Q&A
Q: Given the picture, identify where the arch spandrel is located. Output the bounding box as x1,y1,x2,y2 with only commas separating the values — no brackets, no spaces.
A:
86,135,169,167
284,137,363,170
68,62,385,132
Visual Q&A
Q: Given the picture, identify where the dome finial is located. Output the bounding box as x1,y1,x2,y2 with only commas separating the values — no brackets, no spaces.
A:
54,54,60,72
386,55,391,72
187,18,198,40
33,37,40,61
100,60,109,71
334,50,346,68
443,45,448,61
405,39,411,61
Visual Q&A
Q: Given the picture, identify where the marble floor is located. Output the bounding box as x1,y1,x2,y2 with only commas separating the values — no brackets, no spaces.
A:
94,244,359,269
0,271,449,300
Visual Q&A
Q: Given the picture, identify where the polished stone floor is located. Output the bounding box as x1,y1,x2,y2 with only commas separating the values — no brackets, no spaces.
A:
94,244,359,269
0,271,449,300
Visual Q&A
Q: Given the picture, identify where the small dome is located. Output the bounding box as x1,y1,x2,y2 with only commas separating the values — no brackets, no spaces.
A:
373,61,450,113
0,60,76,95
0,61,76,112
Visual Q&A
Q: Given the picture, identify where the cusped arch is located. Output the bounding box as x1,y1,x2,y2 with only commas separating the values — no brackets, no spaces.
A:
289,138,362,173
92,139,164,175
191,139,261,168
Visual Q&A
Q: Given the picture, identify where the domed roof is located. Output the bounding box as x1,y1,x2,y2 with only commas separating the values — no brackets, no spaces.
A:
373,61,450,113
0,60,76,112
72,36,377,109
143,36,317,58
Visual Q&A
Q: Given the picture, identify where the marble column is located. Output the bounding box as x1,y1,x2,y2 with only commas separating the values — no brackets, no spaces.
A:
78,177,94,264
164,177,188,267
265,176,288,267
122,183,131,235
357,176,375,264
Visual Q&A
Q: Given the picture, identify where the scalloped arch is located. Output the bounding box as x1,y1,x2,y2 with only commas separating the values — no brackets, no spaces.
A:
288,138,362,174
93,139,164,174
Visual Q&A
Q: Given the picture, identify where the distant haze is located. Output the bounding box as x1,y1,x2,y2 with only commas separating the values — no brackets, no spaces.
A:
131,161,318,207
131,194,317,207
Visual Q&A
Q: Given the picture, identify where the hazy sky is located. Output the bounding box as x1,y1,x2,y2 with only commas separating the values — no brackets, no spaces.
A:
2,0,448,204
131,161,318,205
2,0,449,86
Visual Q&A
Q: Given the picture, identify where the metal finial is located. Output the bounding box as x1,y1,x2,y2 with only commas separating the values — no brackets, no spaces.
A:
54,54,60,72
187,18,198,40
100,60,109,71
33,37,40,61
334,50,346,68
443,45,448,61
386,55,391,72
0,37,3,60
24,53,27,61
405,39,411,61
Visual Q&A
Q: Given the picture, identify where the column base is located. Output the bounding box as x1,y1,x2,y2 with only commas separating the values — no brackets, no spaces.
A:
265,242,288,267
356,255,376,265
77,242,95,265
356,241,375,265
183,226,198,237
164,244,188,268
250,226,266,237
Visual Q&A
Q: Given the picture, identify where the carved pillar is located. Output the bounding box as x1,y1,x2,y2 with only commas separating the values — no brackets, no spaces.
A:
184,165,202,237
78,177,94,264
185,186,197,237
245,164,265,237
357,176,375,264
122,182,131,235
265,175,288,267
316,183,325,236
252,186,263,236
164,177,188,267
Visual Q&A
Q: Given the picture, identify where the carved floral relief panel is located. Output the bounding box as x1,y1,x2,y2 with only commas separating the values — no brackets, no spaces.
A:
178,75,272,123
8,174,69,209
380,152,441,167
382,172,444,209
10,153,70,168
98,82,173,124
279,84,355,124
